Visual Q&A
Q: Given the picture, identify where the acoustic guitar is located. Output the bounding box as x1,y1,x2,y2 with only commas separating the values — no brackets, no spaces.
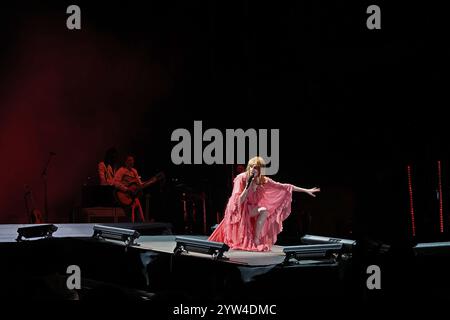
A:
114,171,165,206
24,185,44,224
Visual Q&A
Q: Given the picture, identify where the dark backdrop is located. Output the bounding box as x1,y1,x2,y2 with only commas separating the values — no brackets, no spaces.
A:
1,1,448,243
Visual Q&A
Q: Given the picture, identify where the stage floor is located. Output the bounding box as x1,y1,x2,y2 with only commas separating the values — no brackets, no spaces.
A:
0,223,328,267
139,235,288,266
0,223,99,242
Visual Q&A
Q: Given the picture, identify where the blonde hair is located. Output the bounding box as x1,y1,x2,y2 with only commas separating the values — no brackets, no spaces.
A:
246,156,266,184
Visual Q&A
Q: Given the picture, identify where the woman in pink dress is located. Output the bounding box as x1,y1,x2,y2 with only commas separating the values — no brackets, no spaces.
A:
208,156,320,252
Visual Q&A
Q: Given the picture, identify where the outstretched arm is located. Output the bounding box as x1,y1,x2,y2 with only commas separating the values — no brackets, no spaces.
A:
292,185,320,197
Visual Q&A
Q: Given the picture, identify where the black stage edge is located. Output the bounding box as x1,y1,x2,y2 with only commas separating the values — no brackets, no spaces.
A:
1,224,450,308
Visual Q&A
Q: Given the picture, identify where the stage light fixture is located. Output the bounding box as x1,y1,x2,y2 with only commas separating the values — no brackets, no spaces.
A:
413,241,450,257
16,224,58,242
174,236,229,260
282,243,343,264
92,224,140,247
301,234,356,252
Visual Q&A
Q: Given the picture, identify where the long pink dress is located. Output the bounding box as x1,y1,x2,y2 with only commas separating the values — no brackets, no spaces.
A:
208,172,294,252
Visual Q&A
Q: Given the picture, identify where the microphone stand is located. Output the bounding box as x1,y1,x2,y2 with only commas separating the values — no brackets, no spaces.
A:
41,152,55,222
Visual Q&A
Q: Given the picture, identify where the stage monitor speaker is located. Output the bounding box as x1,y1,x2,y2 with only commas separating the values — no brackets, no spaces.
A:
16,224,58,241
301,234,356,252
413,241,450,257
174,236,229,260
283,243,343,264
93,224,140,247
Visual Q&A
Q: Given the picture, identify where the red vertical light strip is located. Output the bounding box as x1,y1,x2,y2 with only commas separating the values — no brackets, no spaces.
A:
437,160,444,233
407,165,416,237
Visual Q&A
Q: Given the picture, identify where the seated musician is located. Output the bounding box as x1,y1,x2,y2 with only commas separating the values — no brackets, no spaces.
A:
113,155,145,222
98,147,118,186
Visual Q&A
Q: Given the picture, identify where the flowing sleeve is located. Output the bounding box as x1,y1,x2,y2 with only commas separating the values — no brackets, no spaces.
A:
261,178,294,213
224,173,246,224
266,178,293,192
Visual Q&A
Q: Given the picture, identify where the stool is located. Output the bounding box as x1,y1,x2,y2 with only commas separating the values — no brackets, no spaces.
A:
82,207,126,223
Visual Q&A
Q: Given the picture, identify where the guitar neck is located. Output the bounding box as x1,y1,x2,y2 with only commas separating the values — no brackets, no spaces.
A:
126,172,163,189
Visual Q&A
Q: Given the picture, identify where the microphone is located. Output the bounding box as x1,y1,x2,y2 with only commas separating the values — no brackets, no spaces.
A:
246,171,256,189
